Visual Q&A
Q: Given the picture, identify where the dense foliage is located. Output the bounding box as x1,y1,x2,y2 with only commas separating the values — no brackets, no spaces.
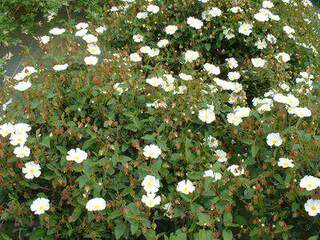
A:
0,0,112,46
0,0,320,239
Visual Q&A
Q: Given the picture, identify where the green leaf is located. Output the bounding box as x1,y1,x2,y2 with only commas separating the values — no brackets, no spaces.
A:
69,207,82,223
223,212,233,225
222,229,233,240
307,236,318,240
198,229,212,240
83,137,97,150
198,212,210,226
115,222,127,240
130,222,139,235
41,136,51,148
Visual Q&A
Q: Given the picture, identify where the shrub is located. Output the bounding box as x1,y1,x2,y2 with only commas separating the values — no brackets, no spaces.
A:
0,0,111,46
0,0,320,239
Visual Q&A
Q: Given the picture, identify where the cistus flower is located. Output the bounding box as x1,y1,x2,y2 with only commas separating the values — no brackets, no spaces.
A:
143,144,162,159
203,170,222,181
184,50,199,63
130,53,142,62
53,64,69,71
299,176,320,191
84,56,98,65
164,25,178,35
304,199,320,216
86,198,106,211
141,175,160,193
14,145,30,158
22,161,41,179
141,193,161,208
198,108,216,124
176,179,195,195
10,132,28,146
14,81,32,91
239,23,253,36
30,198,50,215
0,123,15,137
266,133,283,147
66,148,88,163
277,158,294,168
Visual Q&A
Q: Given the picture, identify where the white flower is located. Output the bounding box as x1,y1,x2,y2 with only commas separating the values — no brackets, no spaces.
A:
14,123,31,134
146,77,164,87
136,12,148,19
14,145,30,158
147,48,160,57
205,135,219,148
184,50,199,63
203,170,222,181
234,107,250,118
277,158,294,168
254,12,269,22
130,53,142,62
14,81,31,91
49,27,65,35
86,198,106,211
140,46,152,54
142,175,160,193
266,133,283,147
273,94,299,108
147,4,160,14
187,17,203,29
66,148,88,163
283,26,295,35
157,39,169,48
251,58,266,68
133,34,144,43
82,34,98,44
208,7,222,17
179,73,192,81
304,199,320,216
22,161,41,179
300,176,320,191
266,34,277,44
143,144,162,159
95,26,106,34
263,1,274,8
204,63,220,75
255,39,267,49
0,123,15,137
198,108,216,124
87,45,101,55
228,164,244,176
75,29,88,37
165,25,178,35
226,58,238,69
228,71,241,81
230,6,243,13
227,113,242,126
53,64,69,71
76,22,89,30
142,194,161,208
223,28,235,39
84,56,98,65
288,107,312,118
30,198,50,215
176,179,195,194
10,132,28,146
40,36,50,44
275,52,290,63
239,23,253,36
215,149,227,162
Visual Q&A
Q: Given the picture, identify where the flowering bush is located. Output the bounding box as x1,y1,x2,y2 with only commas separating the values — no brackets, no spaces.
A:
1,0,320,239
